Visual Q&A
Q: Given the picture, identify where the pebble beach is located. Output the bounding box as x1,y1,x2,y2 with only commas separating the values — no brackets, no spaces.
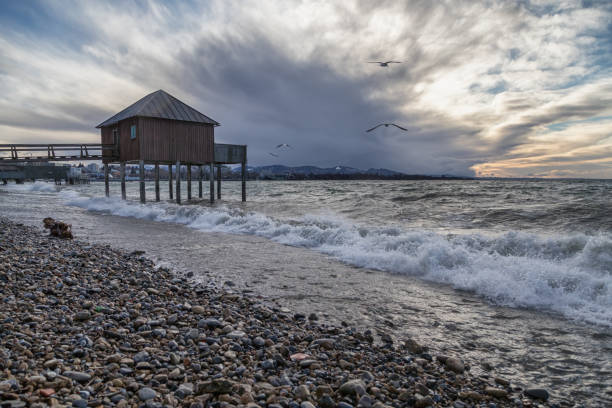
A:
0,217,563,408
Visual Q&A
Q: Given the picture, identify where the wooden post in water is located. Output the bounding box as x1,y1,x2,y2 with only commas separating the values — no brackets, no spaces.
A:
154,163,160,202
139,160,145,203
104,163,109,197
120,162,126,200
198,166,203,198
241,160,246,202
175,161,181,204
216,165,221,200
209,162,214,203
187,164,192,200
168,164,173,200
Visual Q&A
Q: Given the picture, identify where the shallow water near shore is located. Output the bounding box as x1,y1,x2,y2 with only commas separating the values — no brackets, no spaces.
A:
1,179,611,405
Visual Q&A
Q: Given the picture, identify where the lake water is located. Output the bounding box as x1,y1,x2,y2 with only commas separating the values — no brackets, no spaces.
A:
1,178,610,406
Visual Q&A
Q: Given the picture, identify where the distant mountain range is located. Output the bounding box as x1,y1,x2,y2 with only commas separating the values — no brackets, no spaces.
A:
240,165,468,180
114,163,468,180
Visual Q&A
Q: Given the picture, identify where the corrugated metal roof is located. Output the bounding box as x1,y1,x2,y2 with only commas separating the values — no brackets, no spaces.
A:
96,90,220,128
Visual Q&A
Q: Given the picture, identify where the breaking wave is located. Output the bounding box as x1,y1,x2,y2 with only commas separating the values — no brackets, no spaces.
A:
60,191,612,327
1,181,58,193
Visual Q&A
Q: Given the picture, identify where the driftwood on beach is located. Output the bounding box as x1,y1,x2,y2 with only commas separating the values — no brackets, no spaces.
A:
43,217,73,239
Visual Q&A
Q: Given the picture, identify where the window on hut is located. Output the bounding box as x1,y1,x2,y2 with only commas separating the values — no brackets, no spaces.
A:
130,125,136,140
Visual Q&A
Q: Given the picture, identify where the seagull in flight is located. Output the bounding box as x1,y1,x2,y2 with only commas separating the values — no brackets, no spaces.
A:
276,143,292,149
368,61,401,67
268,152,279,157
366,123,408,132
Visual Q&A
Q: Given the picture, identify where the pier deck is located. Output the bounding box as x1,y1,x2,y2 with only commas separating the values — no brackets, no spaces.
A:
0,143,117,163
0,143,247,202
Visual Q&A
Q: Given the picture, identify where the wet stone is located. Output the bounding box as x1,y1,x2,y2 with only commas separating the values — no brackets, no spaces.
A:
176,383,194,399
319,395,335,408
63,371,91,383
74,310,90,321
357,395,372,408
186,328,200,339
134,351,150,363
338,379,366,397
294,384,310,400
444,357,465,373
494,377,510,387
138,387,157,401
253,336,266,348
525,388,549,401
198,318,222,329
415,396,434,408
261,359,275,370
484,387,508,398
228,330,246,339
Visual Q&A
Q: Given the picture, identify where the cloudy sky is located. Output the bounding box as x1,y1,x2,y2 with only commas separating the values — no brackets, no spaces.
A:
1,0,611,178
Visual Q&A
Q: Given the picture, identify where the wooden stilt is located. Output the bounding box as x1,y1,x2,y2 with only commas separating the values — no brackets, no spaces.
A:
241,160,246,202
216,165,221,200
139,160,145,203
104,163,109,197
120,162,126,200
209,162,214,203
168,164,173,200
175,161,181,204
187,164,192,200
154,163,160,202
198,166,203,198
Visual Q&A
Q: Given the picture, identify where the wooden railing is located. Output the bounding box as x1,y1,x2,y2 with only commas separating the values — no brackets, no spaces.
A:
0,144,118,163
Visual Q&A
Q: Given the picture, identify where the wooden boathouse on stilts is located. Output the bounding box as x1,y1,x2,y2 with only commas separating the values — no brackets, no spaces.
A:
97,90,247,203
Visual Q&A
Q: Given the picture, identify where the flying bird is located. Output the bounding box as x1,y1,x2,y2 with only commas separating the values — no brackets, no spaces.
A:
268,152,279,157
276,143,292,149
366,123,408,132
367,61,401,67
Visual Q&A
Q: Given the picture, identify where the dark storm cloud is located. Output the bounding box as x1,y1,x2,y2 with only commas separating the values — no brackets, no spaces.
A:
166,28,481,175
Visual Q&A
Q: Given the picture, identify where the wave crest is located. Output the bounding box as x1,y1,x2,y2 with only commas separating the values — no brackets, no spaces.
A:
60,192,612,327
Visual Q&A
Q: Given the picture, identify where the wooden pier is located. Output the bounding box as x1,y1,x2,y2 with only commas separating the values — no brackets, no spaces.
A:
0,142,247,203
1,89,249,203
96,90,247,204
0,143,116,163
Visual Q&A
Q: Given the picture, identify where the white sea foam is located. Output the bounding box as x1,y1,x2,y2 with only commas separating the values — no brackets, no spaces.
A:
1,181,58,193
60,192,612,326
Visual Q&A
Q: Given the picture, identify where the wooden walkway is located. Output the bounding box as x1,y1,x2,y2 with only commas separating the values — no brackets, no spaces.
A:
0,143,247,203
0,143,117,163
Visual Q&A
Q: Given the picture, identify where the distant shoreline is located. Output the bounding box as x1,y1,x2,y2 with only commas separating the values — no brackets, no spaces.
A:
90,175,472,182
88,175,612,182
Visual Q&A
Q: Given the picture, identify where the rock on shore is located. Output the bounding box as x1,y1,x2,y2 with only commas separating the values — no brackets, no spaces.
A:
0,218,558,407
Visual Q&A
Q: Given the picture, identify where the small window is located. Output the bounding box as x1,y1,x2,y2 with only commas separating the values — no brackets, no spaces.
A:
130,125,136,140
